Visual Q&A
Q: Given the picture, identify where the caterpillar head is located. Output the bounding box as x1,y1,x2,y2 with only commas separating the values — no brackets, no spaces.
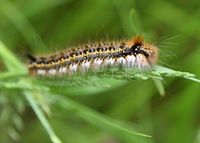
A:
127,36,158,65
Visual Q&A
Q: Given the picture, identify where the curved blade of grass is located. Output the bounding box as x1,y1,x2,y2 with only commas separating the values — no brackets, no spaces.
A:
0,1,47,50
0,41,27,75
50,94,151,139
24,91,62,143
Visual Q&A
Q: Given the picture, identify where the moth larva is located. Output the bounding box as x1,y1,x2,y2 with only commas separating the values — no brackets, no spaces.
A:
28,36,158,76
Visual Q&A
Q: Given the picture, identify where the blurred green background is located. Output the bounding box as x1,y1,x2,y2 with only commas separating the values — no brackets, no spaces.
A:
0,0,200,143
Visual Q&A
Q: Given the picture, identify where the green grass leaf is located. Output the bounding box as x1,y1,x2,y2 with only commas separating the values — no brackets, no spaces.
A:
0,41,27,79
50,94,151,139
24,91,62,143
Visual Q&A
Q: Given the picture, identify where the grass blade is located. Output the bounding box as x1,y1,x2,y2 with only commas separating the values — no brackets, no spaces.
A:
0,41,26,74
50,94,151,139
24,91,62,143
153,79,165,96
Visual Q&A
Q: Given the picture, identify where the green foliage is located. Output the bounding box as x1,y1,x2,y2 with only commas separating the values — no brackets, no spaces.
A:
0,0,200,143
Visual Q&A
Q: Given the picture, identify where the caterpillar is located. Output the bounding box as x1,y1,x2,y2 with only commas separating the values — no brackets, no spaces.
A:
28,36,158,76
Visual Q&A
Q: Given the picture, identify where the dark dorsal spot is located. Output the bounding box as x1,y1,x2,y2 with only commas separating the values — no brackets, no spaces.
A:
59,56,64,60
83,49,88,54
79,51,83,55
70,52,75,57
63,54,69,59
50,59,55,63
89,48,95,53
96,47,101,52
108,46,114,51
54,58,58,62
102,47,107,51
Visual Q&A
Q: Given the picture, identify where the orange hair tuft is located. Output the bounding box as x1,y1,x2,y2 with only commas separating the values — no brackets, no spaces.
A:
126,35,144,47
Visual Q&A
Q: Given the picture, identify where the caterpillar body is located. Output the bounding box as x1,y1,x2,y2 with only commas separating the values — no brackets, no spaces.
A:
28,36,158,76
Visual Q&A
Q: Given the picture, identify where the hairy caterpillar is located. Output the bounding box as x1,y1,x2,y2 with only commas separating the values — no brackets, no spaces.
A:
28,36,158,76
